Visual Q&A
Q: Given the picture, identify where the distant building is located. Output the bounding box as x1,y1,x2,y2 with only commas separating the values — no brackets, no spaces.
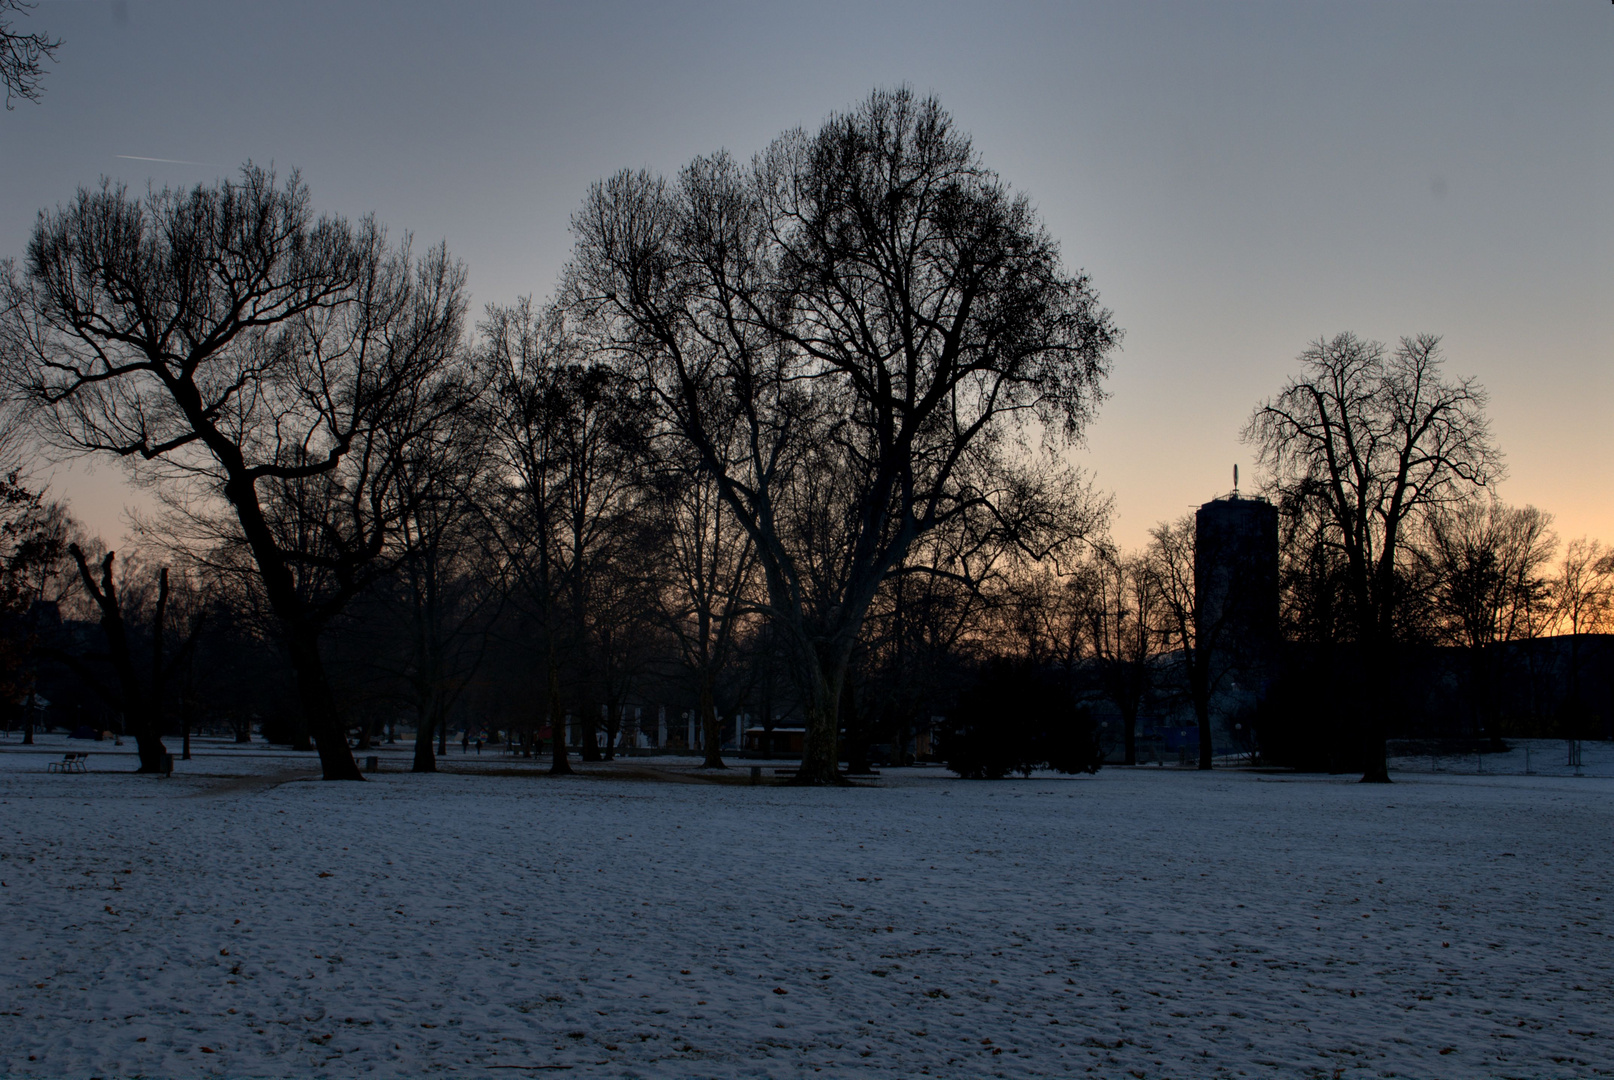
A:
1194,490,1279,691
1192,487,1279,755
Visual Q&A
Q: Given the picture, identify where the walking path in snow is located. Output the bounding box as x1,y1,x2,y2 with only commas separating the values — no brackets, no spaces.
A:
1,740,1609,1078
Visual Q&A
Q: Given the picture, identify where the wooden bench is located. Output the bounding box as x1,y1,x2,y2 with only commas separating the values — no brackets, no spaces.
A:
47,752,89,774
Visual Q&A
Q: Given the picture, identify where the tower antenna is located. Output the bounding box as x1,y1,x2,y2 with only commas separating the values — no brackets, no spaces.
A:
1233,464,1239,497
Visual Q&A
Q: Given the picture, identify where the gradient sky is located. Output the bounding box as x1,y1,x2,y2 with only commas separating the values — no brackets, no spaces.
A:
3,1,1609,552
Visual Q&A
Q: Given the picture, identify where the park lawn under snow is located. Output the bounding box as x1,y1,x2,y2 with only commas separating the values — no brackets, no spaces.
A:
0,740,1610,1079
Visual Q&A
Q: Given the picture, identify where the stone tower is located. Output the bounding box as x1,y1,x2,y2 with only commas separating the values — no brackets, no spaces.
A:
1194,488,1279,701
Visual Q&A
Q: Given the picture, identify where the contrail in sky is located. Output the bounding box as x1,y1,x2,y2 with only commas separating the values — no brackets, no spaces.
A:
115,155,222,167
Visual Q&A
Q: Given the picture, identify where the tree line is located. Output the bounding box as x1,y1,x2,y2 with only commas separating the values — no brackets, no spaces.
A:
0,90,1606,783
0,90,1118,782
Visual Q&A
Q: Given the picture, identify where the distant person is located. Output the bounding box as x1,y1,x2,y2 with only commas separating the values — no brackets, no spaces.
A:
461,731,470,754
476,738,482,755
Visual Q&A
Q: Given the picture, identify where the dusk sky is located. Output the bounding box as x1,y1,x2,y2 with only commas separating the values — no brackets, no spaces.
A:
3,0,1608,552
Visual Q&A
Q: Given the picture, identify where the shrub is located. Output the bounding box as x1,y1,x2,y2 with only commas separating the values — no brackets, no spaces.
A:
939,659,1101,778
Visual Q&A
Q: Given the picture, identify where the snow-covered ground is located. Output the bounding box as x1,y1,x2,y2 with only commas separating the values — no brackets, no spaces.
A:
1,737,1610,1078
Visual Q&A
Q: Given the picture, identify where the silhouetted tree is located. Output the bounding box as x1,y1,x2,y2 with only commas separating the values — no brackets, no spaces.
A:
1422,499,1555,738
0,0,59,108
1145,516,1225,770
1551,537,1614,737
0,471,75,742
1552,538,1614,638
2,166,472,779
1245,333,1499,782
568,88,1118,782
354,382,498,773
1085,547,1156,766
479,300,648,770
61,547,204,771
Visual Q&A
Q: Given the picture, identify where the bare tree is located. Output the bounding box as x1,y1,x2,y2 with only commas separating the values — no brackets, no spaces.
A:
381,388,499,772
1553,538,1614,638
1550,537,1614,733
860,464,1097,771
59,547,204,772
646,447,757,768
1144,516,1224,769
0,474,78,742
479,300,572,771
1,166,471,779
996,564,1086,674
1,0,59,108
553,364,648,762
1245,332,1500,782
1085,546,1156,766
590,532,659,761
479,300,648,771
1422,499,1556,739
1424,500,1556,649
567,88,1118,783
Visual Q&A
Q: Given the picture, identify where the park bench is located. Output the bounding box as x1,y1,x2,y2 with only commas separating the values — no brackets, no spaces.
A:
47,752,88,774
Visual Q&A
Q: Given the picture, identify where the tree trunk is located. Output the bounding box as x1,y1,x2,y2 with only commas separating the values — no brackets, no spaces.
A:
125,702,165,774
217,472,362,780
602,704,620,762
548,655,572,775
795,683,840,784
412,697,438,773
134,736,165,771
284,632,363,781
842,677,871,775
698,676,725,769
579,705,603,762
1121,699,1138,766
793,643,844,785
1359,715,1391,782
69,548,169,772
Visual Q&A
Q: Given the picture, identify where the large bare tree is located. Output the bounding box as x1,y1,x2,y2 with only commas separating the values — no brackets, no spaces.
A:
1245,332,1500,782
567,88,1118,783
1,166,471,779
